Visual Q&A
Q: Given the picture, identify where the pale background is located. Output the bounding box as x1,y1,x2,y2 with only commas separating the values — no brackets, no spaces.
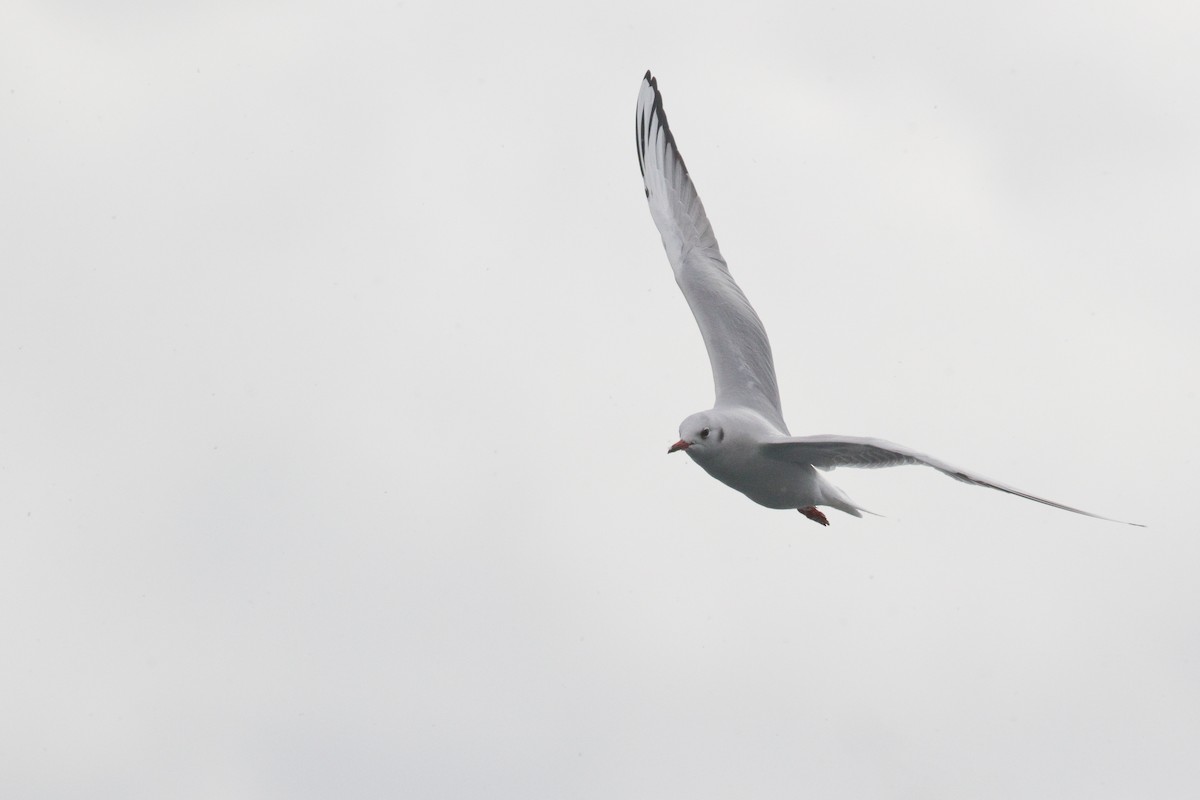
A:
3,1,1199,797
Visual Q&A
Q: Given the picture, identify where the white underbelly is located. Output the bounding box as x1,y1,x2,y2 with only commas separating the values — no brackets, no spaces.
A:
701,457,823,510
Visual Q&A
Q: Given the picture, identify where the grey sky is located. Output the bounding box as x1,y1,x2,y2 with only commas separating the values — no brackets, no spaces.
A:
3,1,1198,797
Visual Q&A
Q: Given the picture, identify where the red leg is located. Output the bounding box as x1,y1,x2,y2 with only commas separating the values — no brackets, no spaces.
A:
798,506,830,526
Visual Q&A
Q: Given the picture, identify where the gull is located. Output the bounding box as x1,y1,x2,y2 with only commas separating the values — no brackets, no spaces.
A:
635,71,1141,527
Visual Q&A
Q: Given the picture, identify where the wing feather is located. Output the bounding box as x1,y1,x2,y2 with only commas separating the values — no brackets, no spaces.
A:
761,434,1144,526
636,72,787,432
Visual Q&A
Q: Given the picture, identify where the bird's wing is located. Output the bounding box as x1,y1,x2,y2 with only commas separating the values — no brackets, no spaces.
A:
636,71,786,432
761,434,1144,526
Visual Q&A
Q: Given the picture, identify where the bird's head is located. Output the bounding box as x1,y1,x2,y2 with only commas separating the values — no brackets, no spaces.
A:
668,411,725,458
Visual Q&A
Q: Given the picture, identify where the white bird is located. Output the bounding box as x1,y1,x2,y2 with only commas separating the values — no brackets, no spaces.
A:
635,71,1141,527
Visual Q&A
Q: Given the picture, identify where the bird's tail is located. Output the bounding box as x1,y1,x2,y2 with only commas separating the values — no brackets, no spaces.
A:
819,481,881,519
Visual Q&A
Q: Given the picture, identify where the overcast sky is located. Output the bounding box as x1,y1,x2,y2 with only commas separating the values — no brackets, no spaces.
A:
3,1,1199,798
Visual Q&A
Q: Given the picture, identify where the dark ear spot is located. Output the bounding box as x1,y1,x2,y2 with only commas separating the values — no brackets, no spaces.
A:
717,428,725,443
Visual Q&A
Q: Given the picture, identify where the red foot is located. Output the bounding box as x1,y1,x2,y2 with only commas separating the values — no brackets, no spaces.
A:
798,506,830,526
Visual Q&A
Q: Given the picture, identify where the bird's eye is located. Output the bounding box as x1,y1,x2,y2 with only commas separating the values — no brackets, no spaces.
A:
700,427,711,439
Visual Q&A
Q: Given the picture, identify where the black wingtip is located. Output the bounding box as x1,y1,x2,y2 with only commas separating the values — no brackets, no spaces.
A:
635,70,689,184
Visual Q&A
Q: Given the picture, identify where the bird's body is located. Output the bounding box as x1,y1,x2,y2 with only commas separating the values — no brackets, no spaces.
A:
674,408,860,517
635,71,1140,527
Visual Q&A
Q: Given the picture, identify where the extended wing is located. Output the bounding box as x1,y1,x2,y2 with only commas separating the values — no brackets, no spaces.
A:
761,434,1144,526
636,72,787,433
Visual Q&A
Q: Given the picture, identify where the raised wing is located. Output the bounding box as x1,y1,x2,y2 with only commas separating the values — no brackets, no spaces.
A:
761,434,1144,526
636,71,787,433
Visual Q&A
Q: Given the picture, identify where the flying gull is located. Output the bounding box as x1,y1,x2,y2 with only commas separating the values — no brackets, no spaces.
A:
635,71,1141,527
